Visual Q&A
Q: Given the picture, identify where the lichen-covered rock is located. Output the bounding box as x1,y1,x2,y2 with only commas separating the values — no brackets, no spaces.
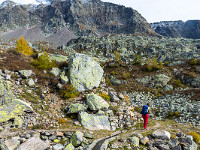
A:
78,112,111,130
0,99,33,126
19,70,33,79
60,75,69,84
151,130,171,140
0,79,14,105
69,53,104,92
86,94,109,111
64,143,74,150
50,68,61,77
128,136,139,147
17,135,50,150
70,131,84,147
66,103,87,114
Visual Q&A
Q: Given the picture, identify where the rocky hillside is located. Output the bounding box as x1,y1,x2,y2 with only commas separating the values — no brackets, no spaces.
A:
151,20,200,39
0,0,156,48
0,34,199,149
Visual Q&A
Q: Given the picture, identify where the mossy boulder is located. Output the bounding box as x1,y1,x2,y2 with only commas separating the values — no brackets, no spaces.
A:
0,79,14,105
78,112,111,130
86,94,109,111
66,103,87,114
70,131,84,147
69,53,104,92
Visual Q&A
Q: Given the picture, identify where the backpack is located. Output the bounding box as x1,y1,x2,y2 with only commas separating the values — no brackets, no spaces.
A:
141,105,149,115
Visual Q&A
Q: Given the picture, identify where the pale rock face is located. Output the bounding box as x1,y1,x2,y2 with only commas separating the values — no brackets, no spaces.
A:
69,53,104,92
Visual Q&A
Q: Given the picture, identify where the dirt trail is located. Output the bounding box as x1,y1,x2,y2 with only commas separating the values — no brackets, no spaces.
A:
91,122,161,150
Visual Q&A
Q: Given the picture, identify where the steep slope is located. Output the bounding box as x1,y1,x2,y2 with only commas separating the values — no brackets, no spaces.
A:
0,0,155,37
151,20,200,39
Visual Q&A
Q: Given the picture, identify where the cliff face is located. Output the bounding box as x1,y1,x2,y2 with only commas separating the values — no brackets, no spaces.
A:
0,0,155,36
151,20,200,39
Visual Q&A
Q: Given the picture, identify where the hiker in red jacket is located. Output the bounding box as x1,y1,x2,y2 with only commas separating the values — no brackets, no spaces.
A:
141,103,150,130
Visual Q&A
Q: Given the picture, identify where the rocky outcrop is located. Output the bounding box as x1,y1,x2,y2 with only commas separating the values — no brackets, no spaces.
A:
152,20,200,39
69,53,104,92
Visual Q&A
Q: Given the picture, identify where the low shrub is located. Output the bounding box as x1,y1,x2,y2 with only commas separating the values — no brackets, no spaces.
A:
145,57,163,71
114,51,121,62
122,71,130,80
58,118,67,124
15,36,33,56
32,51,57,70
188,132,200,143
133,53,142,65
188,58,200,66
60,84,79,99
105,76,111,85
123,94,130,104
98,92,111,101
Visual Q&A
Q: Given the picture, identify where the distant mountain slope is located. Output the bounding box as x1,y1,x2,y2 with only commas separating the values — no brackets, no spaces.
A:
0,26,76,48
0,0,156,40
151,20,200,39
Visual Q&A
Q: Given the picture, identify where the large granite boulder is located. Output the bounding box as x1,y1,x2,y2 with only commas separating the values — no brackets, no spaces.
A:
69,53,104,92
86,94,109,111
78,112,111,130
17,135,50,150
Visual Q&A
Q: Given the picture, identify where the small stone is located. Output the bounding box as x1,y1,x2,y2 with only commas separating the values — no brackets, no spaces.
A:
50,68,61,77
60,75,69,84
56,131,64,137
140,136,149,145
53,143,64,150
27,78,35,87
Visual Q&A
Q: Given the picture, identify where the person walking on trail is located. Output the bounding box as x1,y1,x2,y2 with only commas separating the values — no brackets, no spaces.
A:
141,103,150,130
